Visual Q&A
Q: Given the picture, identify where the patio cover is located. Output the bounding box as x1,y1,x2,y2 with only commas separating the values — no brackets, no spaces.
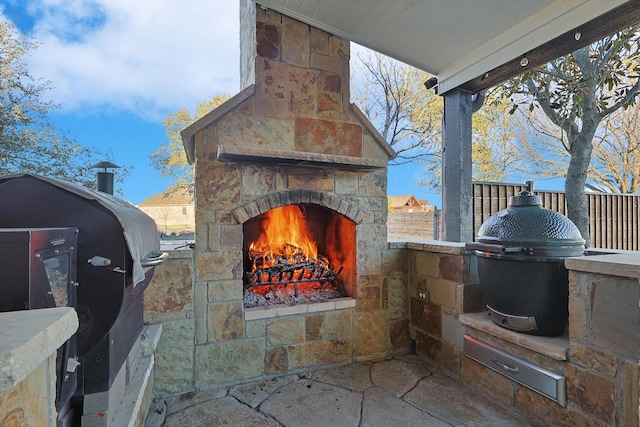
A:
254,0,640,94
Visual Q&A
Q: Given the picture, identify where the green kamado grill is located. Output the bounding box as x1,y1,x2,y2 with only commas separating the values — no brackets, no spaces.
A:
466,190,585,336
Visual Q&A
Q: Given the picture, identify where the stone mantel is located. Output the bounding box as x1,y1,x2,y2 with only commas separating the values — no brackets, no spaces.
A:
216,145,387,170
0,307,78,392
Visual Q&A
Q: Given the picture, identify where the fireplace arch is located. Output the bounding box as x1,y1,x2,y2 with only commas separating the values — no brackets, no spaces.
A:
231,190,366,225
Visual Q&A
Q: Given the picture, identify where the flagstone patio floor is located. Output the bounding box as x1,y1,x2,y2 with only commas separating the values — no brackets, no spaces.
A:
144,354,533,426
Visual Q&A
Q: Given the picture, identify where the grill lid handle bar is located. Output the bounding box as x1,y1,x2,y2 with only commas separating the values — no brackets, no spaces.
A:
140,251,169,267
464,242,526,254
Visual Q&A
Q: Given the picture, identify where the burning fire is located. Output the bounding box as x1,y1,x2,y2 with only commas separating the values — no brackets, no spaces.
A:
244,205,345,307
248,205,319,271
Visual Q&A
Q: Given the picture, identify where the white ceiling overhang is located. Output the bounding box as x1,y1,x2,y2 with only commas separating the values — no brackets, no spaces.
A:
254,0,638,93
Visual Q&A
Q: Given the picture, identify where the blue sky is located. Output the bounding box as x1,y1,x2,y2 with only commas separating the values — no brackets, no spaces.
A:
1,0,560,209
1,0,241,205
2,0,446,207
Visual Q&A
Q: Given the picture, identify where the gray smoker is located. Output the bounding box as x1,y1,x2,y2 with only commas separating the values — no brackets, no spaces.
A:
466,191,585,336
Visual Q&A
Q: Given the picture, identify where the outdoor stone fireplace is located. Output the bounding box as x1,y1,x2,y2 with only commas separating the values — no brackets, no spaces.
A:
177,0,402,385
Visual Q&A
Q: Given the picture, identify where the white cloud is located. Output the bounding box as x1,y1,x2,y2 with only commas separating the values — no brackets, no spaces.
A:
4,0,241,120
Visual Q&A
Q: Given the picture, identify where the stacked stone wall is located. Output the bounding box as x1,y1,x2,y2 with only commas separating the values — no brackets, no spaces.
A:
404,242,639,427
144,251,195,395
403,242,483,374
0,358,57,425
565,269,639,426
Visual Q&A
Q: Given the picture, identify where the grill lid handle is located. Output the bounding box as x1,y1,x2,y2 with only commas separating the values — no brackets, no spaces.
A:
141,251,168,267
465,242,526,254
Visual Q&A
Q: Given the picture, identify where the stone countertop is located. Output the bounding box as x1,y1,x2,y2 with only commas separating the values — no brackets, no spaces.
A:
392,239,640,281
0,307,78,392
388,239,468,255
459,311,569,361
566,251,640,279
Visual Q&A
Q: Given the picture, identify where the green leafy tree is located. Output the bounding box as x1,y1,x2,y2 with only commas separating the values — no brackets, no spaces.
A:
471,96,521,182
150,94,230,194
500,25,640,245
0,21,111,188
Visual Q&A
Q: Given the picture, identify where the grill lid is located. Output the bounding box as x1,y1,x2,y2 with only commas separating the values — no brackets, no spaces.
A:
474,190,585,258
0,173,161,284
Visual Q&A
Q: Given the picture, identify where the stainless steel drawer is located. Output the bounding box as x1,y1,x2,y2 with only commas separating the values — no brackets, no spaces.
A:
464,335,566,406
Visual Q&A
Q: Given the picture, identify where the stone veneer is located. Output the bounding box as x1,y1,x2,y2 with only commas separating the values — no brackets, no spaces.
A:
402,241,639,427
144,242,638,425
166,1,402,388
398,240,484,373
0,308,78,426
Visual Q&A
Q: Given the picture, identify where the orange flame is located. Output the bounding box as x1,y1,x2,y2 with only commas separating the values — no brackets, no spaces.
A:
249,205,318,270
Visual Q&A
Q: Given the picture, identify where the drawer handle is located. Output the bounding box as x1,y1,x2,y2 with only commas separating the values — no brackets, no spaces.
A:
492,358,519,373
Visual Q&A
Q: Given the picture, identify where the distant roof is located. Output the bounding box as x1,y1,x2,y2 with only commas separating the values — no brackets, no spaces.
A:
139,186,193,206
388,195,421,209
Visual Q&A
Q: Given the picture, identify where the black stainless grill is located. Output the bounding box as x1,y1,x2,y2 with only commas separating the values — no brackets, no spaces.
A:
0,173,164,414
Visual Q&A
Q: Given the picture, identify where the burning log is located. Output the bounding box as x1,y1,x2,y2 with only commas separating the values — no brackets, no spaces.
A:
243,206,347,307
249,243,330,270
247,263,341,286
244,243,345,307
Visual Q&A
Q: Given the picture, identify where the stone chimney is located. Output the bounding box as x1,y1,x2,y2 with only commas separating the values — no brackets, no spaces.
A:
182,0,393,165
239,0,351,122
177,1,403,386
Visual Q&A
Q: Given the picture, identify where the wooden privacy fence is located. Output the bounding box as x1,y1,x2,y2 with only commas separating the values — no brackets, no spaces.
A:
472,182,640,250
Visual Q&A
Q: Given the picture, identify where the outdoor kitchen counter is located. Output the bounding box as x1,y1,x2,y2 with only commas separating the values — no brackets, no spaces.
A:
565,250,640,279
0,307,78,391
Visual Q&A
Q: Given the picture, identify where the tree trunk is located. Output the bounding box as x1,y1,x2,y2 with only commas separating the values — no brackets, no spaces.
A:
564,135,592,246
565,105,600,247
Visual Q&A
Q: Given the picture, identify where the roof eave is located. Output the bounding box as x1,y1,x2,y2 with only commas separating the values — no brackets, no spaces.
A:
449,0,640,94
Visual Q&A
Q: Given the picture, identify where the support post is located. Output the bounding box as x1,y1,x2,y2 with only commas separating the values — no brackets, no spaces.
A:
441,89,473,242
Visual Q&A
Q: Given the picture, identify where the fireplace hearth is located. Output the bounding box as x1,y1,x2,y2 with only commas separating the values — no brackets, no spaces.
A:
244,279,345,307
